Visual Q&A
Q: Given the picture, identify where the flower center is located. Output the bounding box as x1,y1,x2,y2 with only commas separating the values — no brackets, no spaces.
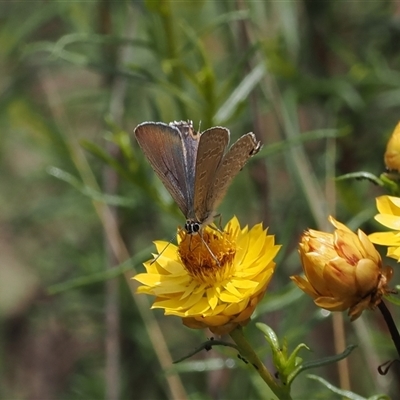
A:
177,227,236,285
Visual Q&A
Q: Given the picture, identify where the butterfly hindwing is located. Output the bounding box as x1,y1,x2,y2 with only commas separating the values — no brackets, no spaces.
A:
205,132,261,214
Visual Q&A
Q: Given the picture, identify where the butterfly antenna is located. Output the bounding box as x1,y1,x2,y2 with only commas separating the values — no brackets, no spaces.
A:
150,233,176,265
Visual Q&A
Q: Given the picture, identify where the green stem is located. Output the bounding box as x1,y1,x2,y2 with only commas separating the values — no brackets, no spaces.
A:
229,326,292,400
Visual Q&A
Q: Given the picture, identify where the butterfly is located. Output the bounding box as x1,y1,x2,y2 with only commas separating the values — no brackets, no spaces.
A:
134,120,261,233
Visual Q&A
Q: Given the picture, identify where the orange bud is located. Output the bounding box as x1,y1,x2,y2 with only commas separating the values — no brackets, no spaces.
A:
291,217,393,320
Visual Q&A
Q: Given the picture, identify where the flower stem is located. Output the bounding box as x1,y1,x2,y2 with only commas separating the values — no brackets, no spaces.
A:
229,327,292,400
378,300,400,358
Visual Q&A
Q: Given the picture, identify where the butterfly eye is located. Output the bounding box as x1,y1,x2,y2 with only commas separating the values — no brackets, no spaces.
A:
193,223,201,233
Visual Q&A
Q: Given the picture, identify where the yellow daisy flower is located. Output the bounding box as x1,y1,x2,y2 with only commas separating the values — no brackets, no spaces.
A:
134,216,281,335
291,216,393,321
369,195,400,261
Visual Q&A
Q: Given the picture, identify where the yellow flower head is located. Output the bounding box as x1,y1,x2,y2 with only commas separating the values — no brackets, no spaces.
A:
291,216,393,321
134,217,281,335
384,121,400,171
369,195,400,261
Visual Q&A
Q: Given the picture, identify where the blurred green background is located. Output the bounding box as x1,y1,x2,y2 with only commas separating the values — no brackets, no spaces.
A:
1,0,400,398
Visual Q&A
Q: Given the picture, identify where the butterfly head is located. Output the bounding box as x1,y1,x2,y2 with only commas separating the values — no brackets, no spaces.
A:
184,219,201,234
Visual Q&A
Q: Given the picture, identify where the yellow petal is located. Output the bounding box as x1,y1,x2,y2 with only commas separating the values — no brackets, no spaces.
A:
329,216,353,234
136,286,156,295
376,195,400,214
153,278,191,295
180,280,199,299
219,290,241,303
387,246,400,260
207,288,218,310
369,231,400,246
375,214,400,230
230,279,258,289
354,259,379,294
185,298,211,315
334,230,364,262
180,290,207,310
224,299,249,315
290,275,319,298
301,254,329,294
357,230,381,264
384,122,400,171
134,273,162,286
314,296,348,311
324,258,357,296
152,298,185,310
154,241,179,259
223,281,243,298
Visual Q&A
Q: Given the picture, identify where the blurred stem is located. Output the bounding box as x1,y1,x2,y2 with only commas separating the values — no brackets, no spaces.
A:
378,300,400,359
332,313,350,390
230,327,292,400
158,0,186,116
47,258,133,295
99,1,120,399
326,132,350,389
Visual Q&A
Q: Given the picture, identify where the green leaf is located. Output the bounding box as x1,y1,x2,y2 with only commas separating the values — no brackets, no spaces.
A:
288,345,357,384
336,171,384,186
215,62,266,124
256,323,280,349
384,294,400,306
306,374,389,400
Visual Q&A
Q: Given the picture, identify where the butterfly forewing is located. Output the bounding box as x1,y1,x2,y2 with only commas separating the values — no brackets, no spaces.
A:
134,122,194,217
205,132,261,214
193,127,230,222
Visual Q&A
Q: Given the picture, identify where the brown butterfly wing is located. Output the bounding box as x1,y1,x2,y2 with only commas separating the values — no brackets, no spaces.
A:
134,122,197,217
205,132,261,214
193,127,230,222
